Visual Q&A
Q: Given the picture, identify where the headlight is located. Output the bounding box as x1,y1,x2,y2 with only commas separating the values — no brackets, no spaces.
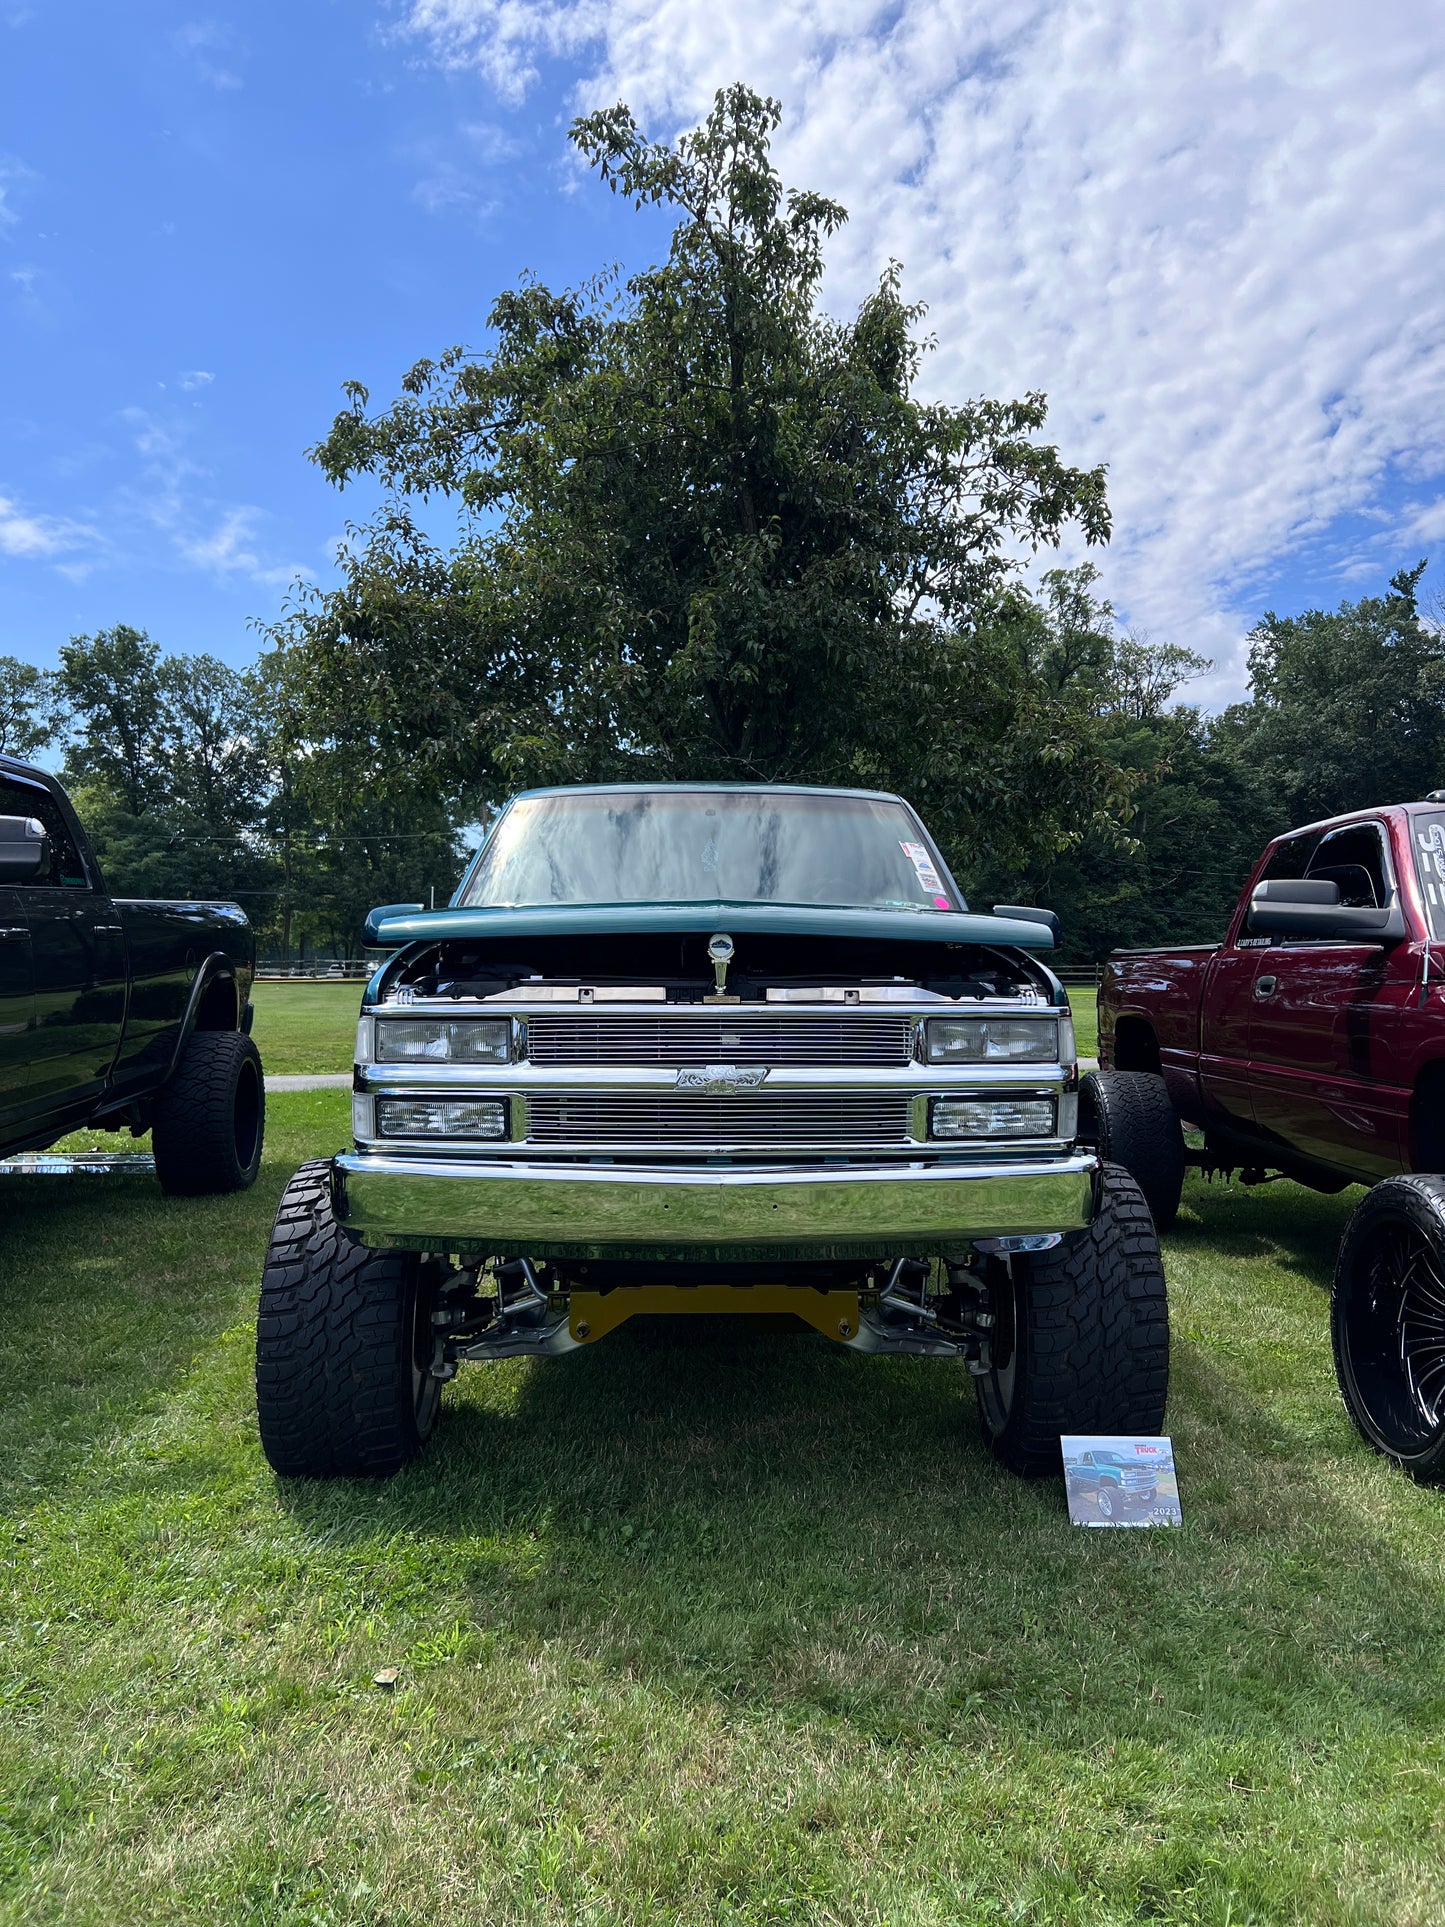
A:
925,1016,1066,1064
376,1098,509,1138
374,1018,513,1064
930,1096,1056,1139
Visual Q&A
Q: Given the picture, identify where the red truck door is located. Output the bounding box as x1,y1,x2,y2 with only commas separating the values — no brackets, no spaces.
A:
1248,820,1414,1177
1197,943,1262,1128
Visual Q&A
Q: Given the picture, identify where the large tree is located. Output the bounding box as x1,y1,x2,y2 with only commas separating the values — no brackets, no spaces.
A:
275,84,1143,873
0,656,58,762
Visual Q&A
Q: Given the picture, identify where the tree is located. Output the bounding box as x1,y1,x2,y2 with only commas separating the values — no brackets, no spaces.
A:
275,84,1136,873
1213,563,1445,824
0,655,58,762
55,625,168,815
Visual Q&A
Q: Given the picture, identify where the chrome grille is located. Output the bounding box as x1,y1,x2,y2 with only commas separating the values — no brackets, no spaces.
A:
526,1092,914,1145
526,1013,913,1067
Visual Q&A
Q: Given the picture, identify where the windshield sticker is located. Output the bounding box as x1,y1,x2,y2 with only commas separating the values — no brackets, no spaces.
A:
901,840,949,908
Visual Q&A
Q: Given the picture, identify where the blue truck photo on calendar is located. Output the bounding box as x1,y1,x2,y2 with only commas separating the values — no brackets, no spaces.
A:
1061,1435,1182,1527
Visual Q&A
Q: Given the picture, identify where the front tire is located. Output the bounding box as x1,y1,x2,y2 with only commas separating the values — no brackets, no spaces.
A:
255,1160,442,1479
977,1162,1170,1477
1080,1070,1185,1230
152,1029,265,1196
1332,1176,1445,1482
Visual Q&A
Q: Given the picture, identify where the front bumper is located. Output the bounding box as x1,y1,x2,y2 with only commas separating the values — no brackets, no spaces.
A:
331,1150,1098,1260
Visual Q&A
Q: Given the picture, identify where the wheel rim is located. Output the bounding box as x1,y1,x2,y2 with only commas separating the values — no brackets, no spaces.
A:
987,1262,1018,1419
410,1265,442,1441
233,1059,262,1170
1098,1487,1114,1517
1344,1221,1445,1453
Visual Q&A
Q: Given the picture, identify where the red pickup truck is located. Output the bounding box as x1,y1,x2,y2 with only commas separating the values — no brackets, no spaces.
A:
1093,798,1445,1481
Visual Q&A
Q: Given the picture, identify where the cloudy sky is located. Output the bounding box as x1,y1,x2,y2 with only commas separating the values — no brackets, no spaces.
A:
2,1,1443,704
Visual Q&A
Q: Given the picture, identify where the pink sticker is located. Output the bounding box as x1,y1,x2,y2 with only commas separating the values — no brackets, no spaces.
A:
933,895,950,909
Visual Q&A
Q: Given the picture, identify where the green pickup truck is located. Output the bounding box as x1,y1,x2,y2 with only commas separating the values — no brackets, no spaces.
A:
256,785,1168,1481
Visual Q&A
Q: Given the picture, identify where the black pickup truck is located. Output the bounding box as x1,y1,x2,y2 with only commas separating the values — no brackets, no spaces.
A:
0,753,264,1193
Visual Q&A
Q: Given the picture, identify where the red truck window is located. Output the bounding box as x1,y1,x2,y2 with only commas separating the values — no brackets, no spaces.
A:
1258,830,1323,884
1411,810,1445,939
1306,824,1392,909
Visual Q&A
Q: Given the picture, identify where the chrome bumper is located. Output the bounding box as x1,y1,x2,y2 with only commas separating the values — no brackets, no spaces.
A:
331,1151,1098,1260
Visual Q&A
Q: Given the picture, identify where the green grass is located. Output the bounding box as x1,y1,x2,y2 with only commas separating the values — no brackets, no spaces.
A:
5,1097,1445,1921
1068,988,1098,1061
249,981,363,1075
248,983,1101,1075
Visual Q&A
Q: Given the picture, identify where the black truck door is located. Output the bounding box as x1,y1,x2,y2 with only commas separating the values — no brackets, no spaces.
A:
0,775,127,1111
0,883,34,1122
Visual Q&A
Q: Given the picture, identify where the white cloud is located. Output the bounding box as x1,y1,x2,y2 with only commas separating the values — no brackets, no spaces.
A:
177,506,308,587
400,0,1445,701
0,491,95,560
173,21,245,91
0,154,37,234
178,369,215,391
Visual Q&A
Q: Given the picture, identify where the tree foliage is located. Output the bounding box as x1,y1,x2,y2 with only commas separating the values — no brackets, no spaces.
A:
275,84,1141,872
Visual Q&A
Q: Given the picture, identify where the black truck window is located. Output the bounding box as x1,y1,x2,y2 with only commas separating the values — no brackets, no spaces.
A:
0,777,90,889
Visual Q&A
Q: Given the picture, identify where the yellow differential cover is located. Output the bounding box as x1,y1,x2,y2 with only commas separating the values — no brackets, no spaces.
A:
568,1285,860,1344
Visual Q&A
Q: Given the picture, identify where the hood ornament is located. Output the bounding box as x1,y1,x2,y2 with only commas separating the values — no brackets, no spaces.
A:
704,931,739,1004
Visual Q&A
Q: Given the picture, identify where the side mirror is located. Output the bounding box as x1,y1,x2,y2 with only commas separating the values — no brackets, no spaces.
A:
0,814,49,883
993,903,1062,946
1247,878,1407,942
362,902,425,948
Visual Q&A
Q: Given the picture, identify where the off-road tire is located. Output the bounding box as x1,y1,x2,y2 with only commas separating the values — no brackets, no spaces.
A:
1080,1070,1185,1230
976,1161,1170,1477
152,1029,265,1196
1096,1484,1118,1520
1332,1175,1445,1483
255,1159,442,1479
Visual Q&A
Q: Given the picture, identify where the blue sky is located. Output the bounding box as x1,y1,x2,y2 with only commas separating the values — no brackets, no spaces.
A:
3,1,1444,705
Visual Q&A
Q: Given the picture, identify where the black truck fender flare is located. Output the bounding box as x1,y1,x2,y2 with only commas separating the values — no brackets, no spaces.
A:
161,949,246,1085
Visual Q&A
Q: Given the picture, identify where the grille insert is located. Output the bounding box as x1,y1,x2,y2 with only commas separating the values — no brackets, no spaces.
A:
526,1092,914,1145
526,1013,913,1068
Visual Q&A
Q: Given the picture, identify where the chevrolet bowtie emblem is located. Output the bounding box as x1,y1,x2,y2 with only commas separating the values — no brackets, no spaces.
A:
675,1064,768,1093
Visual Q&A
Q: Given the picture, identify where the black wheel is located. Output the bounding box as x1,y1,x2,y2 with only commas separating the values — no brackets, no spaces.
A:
1080,1070,1185,1230
152,1029,265,1196
255,1160,443,1479
977,1161,1170,1477
1096,1484,1118,1520
1332,1176,1445,1482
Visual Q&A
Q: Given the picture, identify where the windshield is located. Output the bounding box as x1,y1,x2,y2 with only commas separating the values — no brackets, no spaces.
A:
459,790,962,912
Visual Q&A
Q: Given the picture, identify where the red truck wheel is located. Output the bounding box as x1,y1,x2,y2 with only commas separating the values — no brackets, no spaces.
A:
1332,1177,1445,1482
1080,1071,1185,1230
976,1162,1169,1477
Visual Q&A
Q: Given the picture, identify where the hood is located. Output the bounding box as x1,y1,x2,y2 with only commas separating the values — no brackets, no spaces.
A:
363,899,1057,951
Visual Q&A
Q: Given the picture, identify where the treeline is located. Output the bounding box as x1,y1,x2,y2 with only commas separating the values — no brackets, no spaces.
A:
7,561,1440,964
0,625,462,963
997,561,1445,958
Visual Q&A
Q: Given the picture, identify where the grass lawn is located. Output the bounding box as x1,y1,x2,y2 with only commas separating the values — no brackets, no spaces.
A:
247,982,1102,1075
7,1099,1445,1924
249,981,365,1075
1068,988,1098,1061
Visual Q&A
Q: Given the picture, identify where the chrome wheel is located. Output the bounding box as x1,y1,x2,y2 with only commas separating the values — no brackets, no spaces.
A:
1342,1224,1445,1452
